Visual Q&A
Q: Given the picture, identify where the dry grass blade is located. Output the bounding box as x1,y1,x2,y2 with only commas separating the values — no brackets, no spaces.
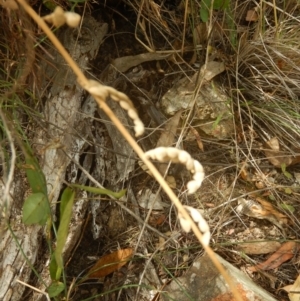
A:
235,18,300,148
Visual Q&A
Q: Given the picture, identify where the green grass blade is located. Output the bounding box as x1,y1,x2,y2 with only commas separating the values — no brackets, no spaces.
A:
55,187,75,268
70,183,126,199
49,254,61,280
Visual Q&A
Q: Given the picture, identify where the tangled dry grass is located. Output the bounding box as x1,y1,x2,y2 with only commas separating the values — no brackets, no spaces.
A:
235,17,300,149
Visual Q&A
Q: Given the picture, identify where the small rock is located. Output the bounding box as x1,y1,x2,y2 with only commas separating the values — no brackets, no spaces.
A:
161,75,234,139
162,253,277,301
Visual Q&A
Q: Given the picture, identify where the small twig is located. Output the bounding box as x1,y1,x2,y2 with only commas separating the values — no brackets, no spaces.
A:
0,111,16,217
16,280,50,301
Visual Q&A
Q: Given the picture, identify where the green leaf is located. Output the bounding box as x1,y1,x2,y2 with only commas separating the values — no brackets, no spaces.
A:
47,281,65,297
284,187,293,195
200,0,230,22
280,203,295,213
22,192,50,225
213,0,230,9
43,0,56,11
281,163,292,179
49,254,62,280
269,194,276,201
212,113,224,130
55,187,75,268
23,145,47,195
200,6,209,22
70,184,126,199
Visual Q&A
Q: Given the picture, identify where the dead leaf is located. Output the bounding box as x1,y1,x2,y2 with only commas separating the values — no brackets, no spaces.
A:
248,241,300,272
113,52,170,73
150,213,166,227
87,248,133,278
138,188,169,210
0,0,18,10
200,61,225,81
156,110,182,149
188,126,204,151
246,10,258,22
166,175,176,189
149,0,170,33
264,137,293,167
237,241,281,255
239,162,252,181
156,236,166,250
256,197,289,225
281,284,294,294
286,274,300,301
156,110,182,176
193,23,207,46
236,197,289,232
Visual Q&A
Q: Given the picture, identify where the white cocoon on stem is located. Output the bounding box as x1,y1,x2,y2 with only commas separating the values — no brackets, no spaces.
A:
128,109,138,120
187,181,200,194
166,147,179,159
183,206,210,246
119,100,131,110
178,150,191,164
193,172,205,183
134,120,144,137
145,147,205,194
179,215,192,233
186,206,201,222
193,160,204,174
185,158,194,171
43,6,66,27
155,147,168,161
80,79,145,137
64,12,81,27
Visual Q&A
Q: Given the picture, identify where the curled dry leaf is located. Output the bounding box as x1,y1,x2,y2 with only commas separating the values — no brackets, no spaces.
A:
144,147,205,194
87,248,133,279
248,241,300,272
178,206,210,246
